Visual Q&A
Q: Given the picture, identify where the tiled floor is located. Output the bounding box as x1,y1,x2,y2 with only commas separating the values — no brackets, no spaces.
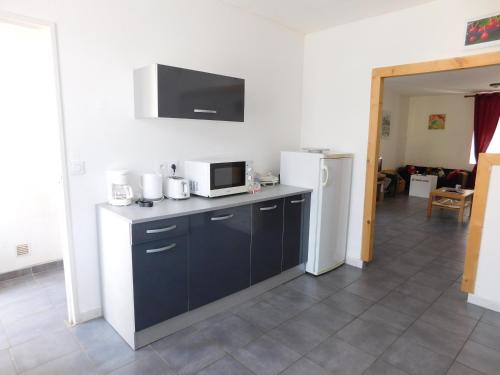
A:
2,195,500,374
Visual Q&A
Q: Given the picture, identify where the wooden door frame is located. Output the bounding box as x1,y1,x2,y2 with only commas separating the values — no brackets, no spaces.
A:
361,51,500,293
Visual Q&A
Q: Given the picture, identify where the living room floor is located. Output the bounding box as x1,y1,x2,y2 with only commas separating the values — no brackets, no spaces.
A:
1,195,500,375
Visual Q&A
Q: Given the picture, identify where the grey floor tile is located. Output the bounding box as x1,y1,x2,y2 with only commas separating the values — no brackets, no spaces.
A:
281,357,330,375
446,362,483,375
457,340,500,375
71,318,118,347
409,271,455,291
359,304,415,334
201,315,262,353
260,287,319,316
0,349,16,375
21,351,98,375
108,350,175,375
232,335,300,375
236,300,294,331
0,293,52,325
0,276,40,308
306,336,375,375
420,305,478,337
196,355,252,375
285,274,338,300
292,302,354,334
364,359,409,375
383,337,454,375
336,318,399,356
154,330,225,375
344,279,392,302
379,291,430,318
150,326,198,352
402,320,468,358
324,290,374,316
481,309,500,329
10,329,80,373
469,322,500,352
191,311,234,331
0,324,8,351
5,304,67,346
396,280,442,303
81,331,153,374
318,265,363,289
268,316,330,354
432,295,485,320
380,259,422,279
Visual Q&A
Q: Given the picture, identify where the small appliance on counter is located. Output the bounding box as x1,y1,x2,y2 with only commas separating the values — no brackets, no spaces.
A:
140,173,163,201
166,176,190,199
185,159,252,198
106,170,134,206
162,163,190,200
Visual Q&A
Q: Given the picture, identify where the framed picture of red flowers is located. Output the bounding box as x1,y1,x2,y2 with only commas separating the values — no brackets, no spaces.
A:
465,13,500,48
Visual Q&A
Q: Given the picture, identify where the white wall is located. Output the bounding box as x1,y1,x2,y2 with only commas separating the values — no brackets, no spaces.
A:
0,22,62,273
301,0,500,265
0,0,304,319
405,94,474,170
469,165,500,312
379,88,409,170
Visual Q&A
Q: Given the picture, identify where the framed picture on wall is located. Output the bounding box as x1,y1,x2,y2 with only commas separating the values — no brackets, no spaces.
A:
464,13,500,49
428,114,446,130
381,111,391,138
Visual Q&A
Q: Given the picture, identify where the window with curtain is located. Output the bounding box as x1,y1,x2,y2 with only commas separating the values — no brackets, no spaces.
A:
469,116,500,164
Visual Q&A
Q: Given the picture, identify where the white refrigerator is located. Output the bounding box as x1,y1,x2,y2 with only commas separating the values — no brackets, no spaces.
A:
280,151,353,275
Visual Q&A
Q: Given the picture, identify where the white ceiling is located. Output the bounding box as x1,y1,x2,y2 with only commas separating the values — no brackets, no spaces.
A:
384,65,500,97
220,0,436,33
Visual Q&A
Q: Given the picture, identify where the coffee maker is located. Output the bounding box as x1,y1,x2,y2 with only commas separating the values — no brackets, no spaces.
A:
107,170,134,206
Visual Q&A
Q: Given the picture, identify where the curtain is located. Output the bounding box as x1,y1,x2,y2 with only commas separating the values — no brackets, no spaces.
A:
471,93,500,187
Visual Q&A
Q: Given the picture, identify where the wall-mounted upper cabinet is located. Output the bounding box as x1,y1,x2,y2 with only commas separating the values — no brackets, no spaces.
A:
134,64,245,122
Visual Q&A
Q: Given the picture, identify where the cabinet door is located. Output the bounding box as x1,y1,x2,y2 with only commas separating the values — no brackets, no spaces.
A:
251,199,284,284
157,65,244,122
283,194,309,271
189,205,251,309
132,236,188,331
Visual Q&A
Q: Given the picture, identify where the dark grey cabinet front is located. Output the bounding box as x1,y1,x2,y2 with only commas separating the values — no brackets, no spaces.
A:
251,199,284,284
132,236,188,331
157,64,244,122
283,194,309,271
189,205,251,309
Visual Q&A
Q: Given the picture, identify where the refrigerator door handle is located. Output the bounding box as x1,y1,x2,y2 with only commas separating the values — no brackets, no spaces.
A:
321,165,329,186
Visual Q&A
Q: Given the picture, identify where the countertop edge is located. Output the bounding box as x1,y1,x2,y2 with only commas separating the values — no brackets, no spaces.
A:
97,185,312,224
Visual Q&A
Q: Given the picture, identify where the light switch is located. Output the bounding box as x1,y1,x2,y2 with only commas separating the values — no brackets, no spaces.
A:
69,160,86,176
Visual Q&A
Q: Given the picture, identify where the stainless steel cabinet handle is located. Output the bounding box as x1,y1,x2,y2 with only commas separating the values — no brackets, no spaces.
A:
211,214,234,221
146,243,176,254
146,225,177,234
194,109,217,114
260,205,277,211
290,199,305,204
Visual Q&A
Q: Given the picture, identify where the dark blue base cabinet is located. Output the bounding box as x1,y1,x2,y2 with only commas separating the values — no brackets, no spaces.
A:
98,189,310,349
189,206,251,309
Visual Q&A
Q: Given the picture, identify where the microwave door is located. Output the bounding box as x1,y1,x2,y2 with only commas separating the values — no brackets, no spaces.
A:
210,162,246,190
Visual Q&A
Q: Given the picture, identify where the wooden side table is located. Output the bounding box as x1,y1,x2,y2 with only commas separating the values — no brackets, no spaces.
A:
427,188,474,223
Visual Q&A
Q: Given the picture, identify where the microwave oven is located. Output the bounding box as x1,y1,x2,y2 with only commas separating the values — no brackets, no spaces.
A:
185,160,252,198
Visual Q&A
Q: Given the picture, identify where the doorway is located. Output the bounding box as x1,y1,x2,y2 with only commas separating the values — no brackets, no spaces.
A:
0,14,77,325
361,51,500,293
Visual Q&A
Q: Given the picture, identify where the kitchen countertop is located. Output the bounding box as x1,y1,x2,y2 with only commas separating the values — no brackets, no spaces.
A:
98,184,312,224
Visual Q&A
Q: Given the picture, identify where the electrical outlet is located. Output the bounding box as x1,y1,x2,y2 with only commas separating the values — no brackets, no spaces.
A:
69,160,86,176
161,160,179,175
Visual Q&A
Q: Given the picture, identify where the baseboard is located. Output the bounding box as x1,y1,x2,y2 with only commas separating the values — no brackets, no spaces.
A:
468,294,500,313
74,307,103,325
0,259,64,282
346,257,364,269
